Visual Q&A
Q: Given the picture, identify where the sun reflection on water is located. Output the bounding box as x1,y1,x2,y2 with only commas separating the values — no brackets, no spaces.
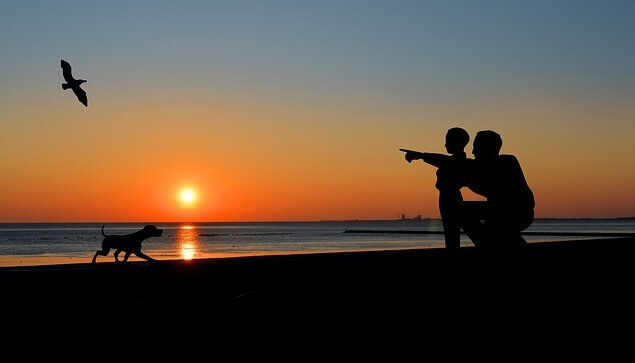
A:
177,225,200,260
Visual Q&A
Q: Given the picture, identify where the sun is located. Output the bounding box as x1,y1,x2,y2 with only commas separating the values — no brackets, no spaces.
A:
178,188,196,205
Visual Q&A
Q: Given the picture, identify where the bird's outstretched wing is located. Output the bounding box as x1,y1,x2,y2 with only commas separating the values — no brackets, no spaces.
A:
60,59,75,83
73,86,88,107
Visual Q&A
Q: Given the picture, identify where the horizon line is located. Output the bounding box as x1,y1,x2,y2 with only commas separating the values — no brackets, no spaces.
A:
1,216,634,224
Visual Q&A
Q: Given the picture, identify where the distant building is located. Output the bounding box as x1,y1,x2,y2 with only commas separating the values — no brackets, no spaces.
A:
398,214,424,221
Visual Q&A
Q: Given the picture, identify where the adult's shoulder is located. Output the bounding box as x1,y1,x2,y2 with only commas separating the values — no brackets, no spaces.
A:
498,154,522,167
498,154,529,179
499,154,519,162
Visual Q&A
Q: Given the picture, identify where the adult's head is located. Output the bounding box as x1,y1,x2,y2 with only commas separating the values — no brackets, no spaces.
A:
445,127,470,155
473,130,502,160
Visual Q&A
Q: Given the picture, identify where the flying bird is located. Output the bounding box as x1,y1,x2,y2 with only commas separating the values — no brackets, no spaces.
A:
60,59,88,107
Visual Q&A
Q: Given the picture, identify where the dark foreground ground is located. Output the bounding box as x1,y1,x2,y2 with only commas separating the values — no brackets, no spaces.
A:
2,238,635,361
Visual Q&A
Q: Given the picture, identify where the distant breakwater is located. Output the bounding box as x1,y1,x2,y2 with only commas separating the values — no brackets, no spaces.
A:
343,230,635,238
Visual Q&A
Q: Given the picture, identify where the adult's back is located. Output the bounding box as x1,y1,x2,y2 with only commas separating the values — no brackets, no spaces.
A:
468,154,534,211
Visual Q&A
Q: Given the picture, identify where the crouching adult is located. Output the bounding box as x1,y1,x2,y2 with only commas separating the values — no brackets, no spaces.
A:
461,130,535,253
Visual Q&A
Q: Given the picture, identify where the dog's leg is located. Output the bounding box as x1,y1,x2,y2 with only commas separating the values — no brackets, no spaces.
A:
92,248,110,264
123,251,132,262
134,250,156,262
114,249,122,262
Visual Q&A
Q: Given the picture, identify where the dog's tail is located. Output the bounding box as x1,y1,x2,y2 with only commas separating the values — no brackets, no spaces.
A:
101,224,108,237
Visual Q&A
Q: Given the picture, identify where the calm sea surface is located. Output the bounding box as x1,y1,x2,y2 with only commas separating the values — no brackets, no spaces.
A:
1,220,634,267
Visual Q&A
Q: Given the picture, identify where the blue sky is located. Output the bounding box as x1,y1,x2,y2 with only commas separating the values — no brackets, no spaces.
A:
2,0,634,99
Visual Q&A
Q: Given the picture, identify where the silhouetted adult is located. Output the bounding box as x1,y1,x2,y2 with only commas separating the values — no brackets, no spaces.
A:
461,130,535,252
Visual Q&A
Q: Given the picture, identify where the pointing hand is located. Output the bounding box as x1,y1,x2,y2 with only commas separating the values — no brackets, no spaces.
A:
405,152,415,163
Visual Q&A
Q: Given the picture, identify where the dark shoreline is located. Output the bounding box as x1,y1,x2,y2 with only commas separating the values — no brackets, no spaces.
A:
3,237,635,360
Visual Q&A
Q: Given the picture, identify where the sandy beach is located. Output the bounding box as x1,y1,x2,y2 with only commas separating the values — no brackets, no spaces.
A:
3,237,635,361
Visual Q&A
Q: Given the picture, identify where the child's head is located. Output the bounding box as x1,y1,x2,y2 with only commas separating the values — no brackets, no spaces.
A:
445,127,469,155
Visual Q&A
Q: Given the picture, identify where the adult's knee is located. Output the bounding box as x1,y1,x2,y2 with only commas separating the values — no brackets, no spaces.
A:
519,209,534,231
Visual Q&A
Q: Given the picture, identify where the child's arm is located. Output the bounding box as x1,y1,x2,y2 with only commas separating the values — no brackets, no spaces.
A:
399,149,449,168
421,153,450,168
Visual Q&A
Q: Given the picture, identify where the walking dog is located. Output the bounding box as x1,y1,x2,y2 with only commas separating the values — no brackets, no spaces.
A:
92,224,163,264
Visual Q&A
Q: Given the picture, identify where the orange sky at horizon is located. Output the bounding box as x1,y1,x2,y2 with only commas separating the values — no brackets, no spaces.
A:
2,88,634,222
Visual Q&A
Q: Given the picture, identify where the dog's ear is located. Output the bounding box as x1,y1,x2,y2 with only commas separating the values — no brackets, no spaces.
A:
144,225,154,230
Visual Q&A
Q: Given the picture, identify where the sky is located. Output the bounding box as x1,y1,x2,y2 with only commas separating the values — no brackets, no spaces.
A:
1,0,634,222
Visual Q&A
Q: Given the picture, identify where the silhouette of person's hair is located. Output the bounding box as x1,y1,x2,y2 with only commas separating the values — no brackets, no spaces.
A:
445,127,470,153
472,130,502,159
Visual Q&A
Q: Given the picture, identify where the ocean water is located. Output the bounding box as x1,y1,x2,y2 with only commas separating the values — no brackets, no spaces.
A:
0,219,634,267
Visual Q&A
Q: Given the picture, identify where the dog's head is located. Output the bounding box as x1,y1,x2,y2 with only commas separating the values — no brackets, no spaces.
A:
142,225,163,238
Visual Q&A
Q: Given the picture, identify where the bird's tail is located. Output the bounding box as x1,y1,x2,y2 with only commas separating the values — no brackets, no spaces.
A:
62,83,71,90
101,224,108,237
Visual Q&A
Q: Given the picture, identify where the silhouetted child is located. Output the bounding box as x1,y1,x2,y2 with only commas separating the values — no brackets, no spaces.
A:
402,128,470,250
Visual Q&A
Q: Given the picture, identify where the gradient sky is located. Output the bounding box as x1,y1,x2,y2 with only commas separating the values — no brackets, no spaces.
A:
1,0,634,222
